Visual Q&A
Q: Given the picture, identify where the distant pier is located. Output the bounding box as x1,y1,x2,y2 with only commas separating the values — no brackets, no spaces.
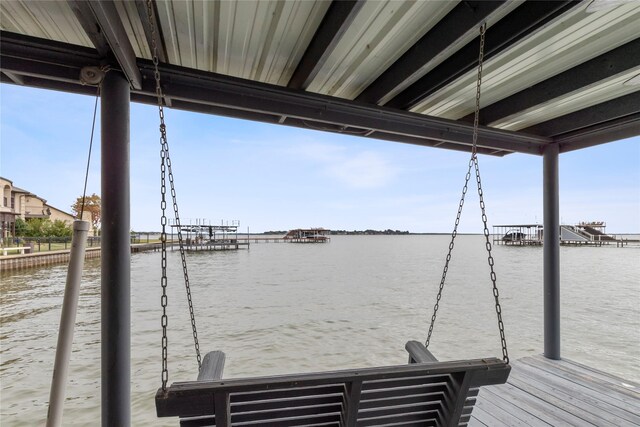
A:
170,219,249,251
283,228,331,243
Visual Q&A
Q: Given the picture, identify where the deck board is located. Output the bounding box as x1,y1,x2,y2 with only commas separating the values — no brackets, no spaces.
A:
469,355,640,427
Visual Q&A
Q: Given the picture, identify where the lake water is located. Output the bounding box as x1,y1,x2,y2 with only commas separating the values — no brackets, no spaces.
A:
1,235,639,425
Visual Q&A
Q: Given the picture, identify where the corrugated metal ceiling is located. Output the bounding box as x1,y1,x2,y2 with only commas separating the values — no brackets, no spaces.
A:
156,0,330,85
0,1,91,48
412,1,640,126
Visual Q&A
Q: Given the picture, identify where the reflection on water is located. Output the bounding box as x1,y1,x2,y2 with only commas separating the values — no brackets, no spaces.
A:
1,236,639,425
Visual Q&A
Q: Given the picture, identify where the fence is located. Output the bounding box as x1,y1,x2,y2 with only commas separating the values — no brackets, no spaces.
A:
1,235,148,253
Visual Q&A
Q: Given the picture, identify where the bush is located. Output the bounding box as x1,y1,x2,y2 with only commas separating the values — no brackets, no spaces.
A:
19,218,73,238
43,220,73,237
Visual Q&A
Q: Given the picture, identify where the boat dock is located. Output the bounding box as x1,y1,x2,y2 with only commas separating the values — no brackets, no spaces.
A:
470,355,639,426
283,228,331,243
170,220,250,251
493,222,638,247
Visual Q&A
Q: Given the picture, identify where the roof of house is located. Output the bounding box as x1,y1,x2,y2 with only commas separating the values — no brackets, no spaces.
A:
45,203,76,219
10,185,31,195
0,1,638,156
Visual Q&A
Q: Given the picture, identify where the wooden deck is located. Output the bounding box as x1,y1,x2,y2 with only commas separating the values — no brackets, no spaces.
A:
469,355,640,426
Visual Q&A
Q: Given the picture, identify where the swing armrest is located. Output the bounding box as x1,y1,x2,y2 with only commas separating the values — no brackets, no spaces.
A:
405,340,439,364
197,351,226,381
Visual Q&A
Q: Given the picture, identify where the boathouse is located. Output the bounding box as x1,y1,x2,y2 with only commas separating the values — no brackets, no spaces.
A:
493,221,628,246
1,1,638,425
170,219,249,251
284,228,331,243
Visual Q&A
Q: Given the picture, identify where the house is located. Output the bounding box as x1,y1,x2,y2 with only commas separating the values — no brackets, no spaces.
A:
0,177,76,239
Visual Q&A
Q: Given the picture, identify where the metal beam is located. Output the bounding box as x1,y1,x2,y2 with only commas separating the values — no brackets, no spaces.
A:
557,113,640,153
1,71,24,85
0,74,101,98
356,1,506,105
288,0,364,90
134,0,167,63
385,1,579,110
131,94,510,156
357,130,511,157
138,61,549,154
543,143,560,360
0,31,99,86
133,96,283,125
67,0,111,56
281,118,508,155
461,39,640,124
101,70,131,425
0,30,100,68
1,56,85,84
86,0,143,90
522,92,640,137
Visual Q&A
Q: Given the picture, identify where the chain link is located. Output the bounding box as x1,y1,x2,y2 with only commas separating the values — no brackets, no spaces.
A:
425,23,509,364
147,0,202,391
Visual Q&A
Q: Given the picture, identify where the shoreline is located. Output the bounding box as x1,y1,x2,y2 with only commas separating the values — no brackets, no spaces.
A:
0,243,164,273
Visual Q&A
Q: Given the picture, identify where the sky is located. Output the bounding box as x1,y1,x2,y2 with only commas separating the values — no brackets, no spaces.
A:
1,84,639,234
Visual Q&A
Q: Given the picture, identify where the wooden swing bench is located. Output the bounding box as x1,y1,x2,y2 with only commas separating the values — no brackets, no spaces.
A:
156,341,510,427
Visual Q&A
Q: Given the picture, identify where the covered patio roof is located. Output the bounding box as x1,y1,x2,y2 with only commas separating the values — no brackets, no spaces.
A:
1,0,638,156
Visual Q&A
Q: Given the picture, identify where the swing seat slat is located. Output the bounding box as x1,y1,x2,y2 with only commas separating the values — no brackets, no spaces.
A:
156,344,510,427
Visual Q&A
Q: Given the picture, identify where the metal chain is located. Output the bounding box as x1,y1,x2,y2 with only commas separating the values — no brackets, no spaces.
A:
160,140,168,390
147,0,202,391
425,23,509,364
470,24,509,364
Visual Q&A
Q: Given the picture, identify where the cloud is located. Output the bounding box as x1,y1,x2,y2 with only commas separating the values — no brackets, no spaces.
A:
285,142,397,189
326,151,397,189
286,141,346,161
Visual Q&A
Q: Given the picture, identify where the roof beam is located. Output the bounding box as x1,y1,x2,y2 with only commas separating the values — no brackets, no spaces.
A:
522,92,640,137
0,31,99,84
461,38,640,124
385,0,580,111
132,95,283,125
0,30,100,67
134,0,167,63
137,61,549,154
0,56,83,84
0,73,102,97
356,1,506,105
557,113,640,153
287,0,364,90
2,71,24,85
357,130,510,156
83,0,143,90
67,0,111,56
130,94,508,156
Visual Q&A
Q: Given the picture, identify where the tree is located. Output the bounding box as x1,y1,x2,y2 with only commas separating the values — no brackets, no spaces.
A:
71,193,101,235
25,218,47,237
14,217,27,236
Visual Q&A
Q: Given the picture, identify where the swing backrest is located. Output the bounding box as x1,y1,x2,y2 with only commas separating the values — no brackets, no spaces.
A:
156,347,510,427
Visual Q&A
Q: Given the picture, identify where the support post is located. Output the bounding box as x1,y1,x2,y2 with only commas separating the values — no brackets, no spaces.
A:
543,143,560,359
46,220,90,427
101,71,131,425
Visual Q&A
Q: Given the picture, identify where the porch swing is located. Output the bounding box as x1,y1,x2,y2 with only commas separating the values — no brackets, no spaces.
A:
151,6,510,425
